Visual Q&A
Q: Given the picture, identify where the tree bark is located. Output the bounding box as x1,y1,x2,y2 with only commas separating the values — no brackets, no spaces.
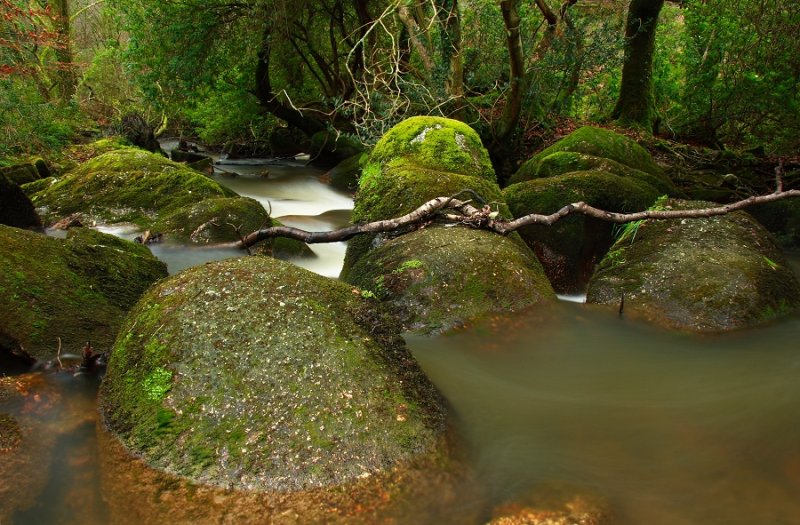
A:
494,0,525,143
611,0,665,132
51,0,76,100
436,0,465,119
254,25,326,137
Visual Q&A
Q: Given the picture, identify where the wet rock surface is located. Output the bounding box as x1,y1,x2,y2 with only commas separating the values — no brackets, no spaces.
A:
0,225,167,361
99,255,462,520
587,199,800,331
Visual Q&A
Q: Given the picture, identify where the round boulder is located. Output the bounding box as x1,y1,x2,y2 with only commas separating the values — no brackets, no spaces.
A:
587,200,800,331
347,226,555,335
100,256,459,520
0,174,42,230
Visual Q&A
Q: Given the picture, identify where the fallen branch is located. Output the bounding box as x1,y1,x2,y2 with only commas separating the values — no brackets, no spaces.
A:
233,188,800,250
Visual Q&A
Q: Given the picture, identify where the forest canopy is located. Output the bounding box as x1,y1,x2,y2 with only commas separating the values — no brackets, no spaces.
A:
2,0,799,168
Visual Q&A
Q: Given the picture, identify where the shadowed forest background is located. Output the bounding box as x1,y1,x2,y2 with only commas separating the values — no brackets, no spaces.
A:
2,0,799,175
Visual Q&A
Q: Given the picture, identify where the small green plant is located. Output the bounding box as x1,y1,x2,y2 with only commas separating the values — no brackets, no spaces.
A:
359,289,377,299
393,259,423,274
763,256,779,270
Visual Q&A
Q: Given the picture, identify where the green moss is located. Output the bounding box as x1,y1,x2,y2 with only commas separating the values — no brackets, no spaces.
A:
345,226,555,335
509,126,663,185
0,163,41,185
368,116,495,181
153,197,270,244
28,149,236,227
503,170,661,292
0,225,167,361
587,199,800,331
519,151,676,195
100,256,450,490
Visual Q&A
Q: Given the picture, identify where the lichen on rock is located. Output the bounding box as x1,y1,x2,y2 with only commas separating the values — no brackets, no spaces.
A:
587,199,800,331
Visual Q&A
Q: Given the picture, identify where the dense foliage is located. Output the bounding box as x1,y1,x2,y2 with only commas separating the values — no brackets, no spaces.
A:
1,0,798,162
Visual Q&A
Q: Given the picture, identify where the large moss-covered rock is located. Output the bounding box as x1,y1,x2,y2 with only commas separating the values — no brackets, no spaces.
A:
0,163,41,185
28,148,236,226
152,196,270,244
347,226,555,335
0,225,167,362
100,256,459,520
504,171,662,293
522,151,676,195
587,200,800,332
1,174,42,230
509,126,663,186
326,152,367,192
368,116,495,181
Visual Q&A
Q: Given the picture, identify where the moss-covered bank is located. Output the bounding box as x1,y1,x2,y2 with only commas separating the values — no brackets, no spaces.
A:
0,225,167,362
100,256,458,517
587,200,800,332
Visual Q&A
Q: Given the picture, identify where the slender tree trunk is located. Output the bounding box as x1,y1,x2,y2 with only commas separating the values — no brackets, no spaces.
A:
51,0,76,100
254,25,326,137
495,0,525,142
436,0,465,119
611,0,665,132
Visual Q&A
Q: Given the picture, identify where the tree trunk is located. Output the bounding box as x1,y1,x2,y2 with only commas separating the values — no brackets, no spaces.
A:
436,0,465,119
51,0,76,100
494,0,525,142
254,25,326,137
611,0,665,132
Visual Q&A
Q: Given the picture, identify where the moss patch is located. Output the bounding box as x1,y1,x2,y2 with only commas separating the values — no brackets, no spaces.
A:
503,171,662,293
100,256,450,491
152,197,270,244
509,126,663,185
0,225,167,362
587,199,800,332
28,149,236,227
368,116,495,181
346,226,555,335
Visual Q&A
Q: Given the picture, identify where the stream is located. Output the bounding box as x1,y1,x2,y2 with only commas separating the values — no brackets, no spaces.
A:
3,157,800,524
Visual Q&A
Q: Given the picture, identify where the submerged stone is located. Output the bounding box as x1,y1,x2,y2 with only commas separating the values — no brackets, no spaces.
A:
0,225,167,362
99,256,460,519
587,199,800,332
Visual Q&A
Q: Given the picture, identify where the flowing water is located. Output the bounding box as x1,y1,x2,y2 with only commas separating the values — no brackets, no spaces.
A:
4,159,800,524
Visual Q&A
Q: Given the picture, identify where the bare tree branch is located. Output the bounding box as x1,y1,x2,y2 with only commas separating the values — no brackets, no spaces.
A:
231,188,800,250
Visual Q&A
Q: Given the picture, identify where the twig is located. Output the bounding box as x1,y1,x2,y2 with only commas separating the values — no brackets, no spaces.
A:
56,337,63,369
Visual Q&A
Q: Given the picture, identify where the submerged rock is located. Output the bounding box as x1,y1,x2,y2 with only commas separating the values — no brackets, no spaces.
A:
342,116,555,331
587,199,800,331
485,484,612,525
99,256,462,520
0,225,167,362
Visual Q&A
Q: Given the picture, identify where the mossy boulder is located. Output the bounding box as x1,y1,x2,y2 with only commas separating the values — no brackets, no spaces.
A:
368,116,495,181
749,199,800,251
152,197,270,244
28,148,236,227
504,171,662,293
100,256,458,519
0,225,168,362
1,174,42,230
346,226,555,335
509,126,663,186
0,162,41,185
521,151,676,195
586,200,800,332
